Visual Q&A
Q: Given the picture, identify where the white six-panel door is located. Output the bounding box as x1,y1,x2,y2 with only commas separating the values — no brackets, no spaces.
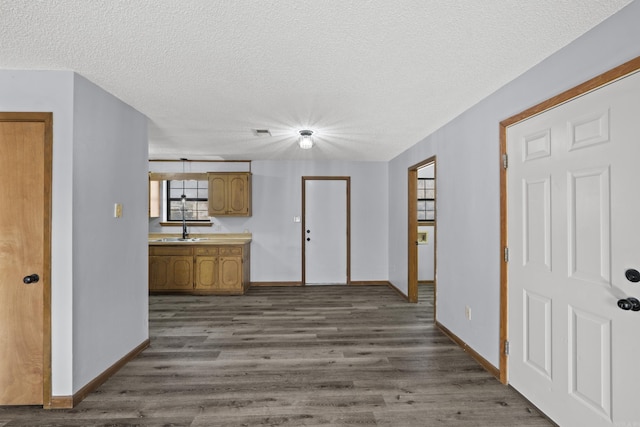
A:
507,71,640,426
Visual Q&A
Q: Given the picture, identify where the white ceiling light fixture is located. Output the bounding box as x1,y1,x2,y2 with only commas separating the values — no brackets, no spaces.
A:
298,130,314,149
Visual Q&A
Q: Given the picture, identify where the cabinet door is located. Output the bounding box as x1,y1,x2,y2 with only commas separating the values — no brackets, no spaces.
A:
194,256,217,290
208,174,228,216
207,173,251,216
167,256,193,290
227,173,250,215
149,256,170,290
218,256,242,292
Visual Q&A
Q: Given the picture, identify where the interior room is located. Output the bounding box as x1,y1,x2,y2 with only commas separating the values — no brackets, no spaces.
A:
2,1,640,425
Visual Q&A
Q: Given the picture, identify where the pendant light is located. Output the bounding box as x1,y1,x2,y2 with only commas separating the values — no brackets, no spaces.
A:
180,158,188,238
180,158,187,207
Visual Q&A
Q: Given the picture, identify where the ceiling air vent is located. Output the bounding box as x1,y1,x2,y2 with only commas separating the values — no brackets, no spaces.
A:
252,129,271,136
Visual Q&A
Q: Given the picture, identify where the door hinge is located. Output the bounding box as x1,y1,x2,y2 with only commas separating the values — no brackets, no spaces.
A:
502,153,508,169
504,340,510,355
504,247,509,263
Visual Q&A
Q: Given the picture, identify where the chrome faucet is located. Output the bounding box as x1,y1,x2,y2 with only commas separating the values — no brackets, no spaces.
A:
181,194,189,239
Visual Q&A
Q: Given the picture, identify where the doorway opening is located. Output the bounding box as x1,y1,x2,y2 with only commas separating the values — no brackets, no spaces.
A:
408,157,436,306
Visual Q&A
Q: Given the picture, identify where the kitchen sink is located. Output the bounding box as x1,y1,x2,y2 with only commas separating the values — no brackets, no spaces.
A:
150,237,208,242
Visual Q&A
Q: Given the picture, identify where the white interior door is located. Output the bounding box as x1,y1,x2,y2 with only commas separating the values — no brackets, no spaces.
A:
507,71,640,426
304,179,347,285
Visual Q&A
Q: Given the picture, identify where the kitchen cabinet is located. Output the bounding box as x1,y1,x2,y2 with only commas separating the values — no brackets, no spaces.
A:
217,246,244,293
194,247,218,291
149,246,193,291
207,172,251,216
149,241,250,295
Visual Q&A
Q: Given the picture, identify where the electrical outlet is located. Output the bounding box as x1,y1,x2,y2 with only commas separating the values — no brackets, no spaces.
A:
114,203,123,218
465,306,471,320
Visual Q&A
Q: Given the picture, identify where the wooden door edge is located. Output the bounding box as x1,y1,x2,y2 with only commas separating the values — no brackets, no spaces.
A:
42,113,53,406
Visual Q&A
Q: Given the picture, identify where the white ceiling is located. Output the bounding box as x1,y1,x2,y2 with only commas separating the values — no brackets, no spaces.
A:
0,1,633,161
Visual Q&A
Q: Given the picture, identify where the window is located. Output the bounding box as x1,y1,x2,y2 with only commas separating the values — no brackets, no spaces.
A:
166,180,209,221
417,177,435,221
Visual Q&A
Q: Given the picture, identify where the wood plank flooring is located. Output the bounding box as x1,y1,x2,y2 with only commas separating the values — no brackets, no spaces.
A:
0,285,552,426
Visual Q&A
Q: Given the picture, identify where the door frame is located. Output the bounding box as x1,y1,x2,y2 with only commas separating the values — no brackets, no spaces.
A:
408,156,436,305
0,112,53,406
301,176,351,285
498,56,640,384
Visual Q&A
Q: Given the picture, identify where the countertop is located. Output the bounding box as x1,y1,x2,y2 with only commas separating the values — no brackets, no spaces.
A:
148,233,252,245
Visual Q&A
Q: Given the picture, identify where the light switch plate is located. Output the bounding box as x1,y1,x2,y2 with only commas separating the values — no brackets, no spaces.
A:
114,203,123,218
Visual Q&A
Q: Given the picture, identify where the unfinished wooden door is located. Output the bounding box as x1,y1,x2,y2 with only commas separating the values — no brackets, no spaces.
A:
0,113,51,405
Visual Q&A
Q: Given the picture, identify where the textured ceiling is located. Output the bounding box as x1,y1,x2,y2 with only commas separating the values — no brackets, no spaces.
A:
0,1,633,161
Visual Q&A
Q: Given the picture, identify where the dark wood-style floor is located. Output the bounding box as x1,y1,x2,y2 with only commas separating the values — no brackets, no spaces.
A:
0,285,552,426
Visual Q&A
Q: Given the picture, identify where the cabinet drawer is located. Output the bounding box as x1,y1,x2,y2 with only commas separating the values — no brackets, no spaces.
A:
149,246,193,256
220,246,242,256
195,246,219,256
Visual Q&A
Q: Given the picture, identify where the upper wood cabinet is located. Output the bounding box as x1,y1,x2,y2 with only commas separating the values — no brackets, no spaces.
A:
207,172,251,216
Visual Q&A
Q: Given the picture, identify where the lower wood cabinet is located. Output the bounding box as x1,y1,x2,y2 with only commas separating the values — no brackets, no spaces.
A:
218,247,244,292
150,244,250,295
149,246,193,291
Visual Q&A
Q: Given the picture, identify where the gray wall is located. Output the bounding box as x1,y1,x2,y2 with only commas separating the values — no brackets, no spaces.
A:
0,70,148,396
250,160,389,282
72,74,149,391
388,0,640,367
